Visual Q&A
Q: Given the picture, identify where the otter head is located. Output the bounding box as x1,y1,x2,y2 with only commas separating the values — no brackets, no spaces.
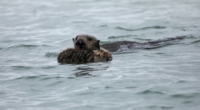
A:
72,34,100,51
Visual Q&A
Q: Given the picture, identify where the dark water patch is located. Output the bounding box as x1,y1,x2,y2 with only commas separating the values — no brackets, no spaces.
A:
108,35,137,39
74,66,100,72
137,90,164,95
115,26,166,31
173,26,198,31
3,44,51,50
161,106,174,110
15,75,46,80
177,80,187,83
45,52,58,58
155,52,173,56
171,93,200,99
112,51,138,55
74,71,96,77
10,66,32,70
40,66,56,69
191,39,200,44
72,20,88,23
46,81,65,87
134,38,152,42
99,24,107,27
148,105,173,110
182,100,193,104
156,52,165,55
173,27,187,31
104,86,112,89
125,86,137,89
40,76,64,81
67,76,75,79
115,27,135,31
0,92,5,95
185,35,198,39
77,92,95,96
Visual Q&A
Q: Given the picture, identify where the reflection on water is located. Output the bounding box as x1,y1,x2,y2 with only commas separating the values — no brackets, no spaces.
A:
73,63,110,77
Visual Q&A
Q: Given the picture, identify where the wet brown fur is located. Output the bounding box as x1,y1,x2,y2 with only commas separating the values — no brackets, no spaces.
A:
57,34,112,64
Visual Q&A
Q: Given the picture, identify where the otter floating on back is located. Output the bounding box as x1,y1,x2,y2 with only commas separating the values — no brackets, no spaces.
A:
57,34,187,64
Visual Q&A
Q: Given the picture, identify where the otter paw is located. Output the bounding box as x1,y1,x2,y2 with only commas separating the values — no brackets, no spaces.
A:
93,49,112,62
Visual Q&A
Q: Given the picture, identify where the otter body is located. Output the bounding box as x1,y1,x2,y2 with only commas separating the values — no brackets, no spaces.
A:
57,34,112,64
101,36,186,52
57,34,186,64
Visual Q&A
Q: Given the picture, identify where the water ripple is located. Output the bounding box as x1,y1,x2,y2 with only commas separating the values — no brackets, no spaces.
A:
171,93,200,99
15,75,45,80
10,66,32,70
46,81,65,87
2,44,51,50
115,26,166,31
191,39,200,44
148,105,174,110
137,90,164,95
108,35,137,39
45,52,58,58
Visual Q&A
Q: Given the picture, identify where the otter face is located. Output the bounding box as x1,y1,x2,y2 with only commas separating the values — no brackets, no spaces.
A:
72,34,100,50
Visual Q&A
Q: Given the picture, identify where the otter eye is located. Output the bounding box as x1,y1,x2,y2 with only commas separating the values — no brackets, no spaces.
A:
87,37,92,41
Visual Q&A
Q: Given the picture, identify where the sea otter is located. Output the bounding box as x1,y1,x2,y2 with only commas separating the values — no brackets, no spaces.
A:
57,34,112,64
57,34,187,64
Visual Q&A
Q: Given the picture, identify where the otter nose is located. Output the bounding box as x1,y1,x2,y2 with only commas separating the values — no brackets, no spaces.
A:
76,39,84,45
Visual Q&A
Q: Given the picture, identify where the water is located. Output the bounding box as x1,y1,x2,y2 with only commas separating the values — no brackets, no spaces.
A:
0,0,200,110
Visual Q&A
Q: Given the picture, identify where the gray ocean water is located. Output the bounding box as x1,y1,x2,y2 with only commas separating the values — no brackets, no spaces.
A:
0,0,200,110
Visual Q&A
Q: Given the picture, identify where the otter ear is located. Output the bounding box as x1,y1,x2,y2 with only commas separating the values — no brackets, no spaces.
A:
95,40,100,49
72,38,75,42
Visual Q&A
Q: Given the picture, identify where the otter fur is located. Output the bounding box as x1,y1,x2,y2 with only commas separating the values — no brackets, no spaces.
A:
101,36,187,52
57,34,187,64
57,34,112,64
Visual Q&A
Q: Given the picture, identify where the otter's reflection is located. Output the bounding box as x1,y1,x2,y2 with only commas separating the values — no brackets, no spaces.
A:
73,63,110,77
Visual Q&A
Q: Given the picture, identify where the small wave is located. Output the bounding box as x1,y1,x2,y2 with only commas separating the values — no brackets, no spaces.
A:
74,71,95,77
0,92,5,95
46,81,65,87
182,35,198,39
99,24,107,27
3,44,51,50
108,35,136,39
115,26,166,31
182,100,193,104
77,92,95,96
171,93,199,99
148,105,173,110
45,52,58,58
72,20,88,23
125,86,137,89
191,39,200,44
15,75,46,80
40,76,64,81
40,66,56,69
134,38,151,42
137,90,164,95
10,66,32,70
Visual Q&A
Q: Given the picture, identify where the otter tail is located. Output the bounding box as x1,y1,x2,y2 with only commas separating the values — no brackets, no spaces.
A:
101,36,187,52
141,35,187,49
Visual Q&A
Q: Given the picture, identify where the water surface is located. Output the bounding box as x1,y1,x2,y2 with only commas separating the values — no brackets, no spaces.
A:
0,0,200,110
